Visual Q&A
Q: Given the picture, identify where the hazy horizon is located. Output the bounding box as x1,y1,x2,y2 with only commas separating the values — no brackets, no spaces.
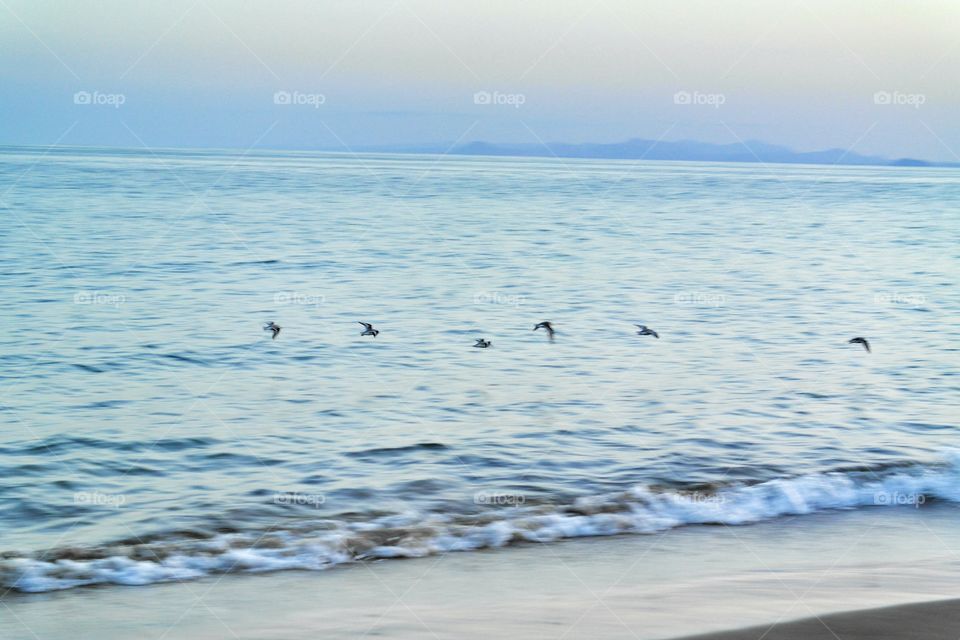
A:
2,1,958,161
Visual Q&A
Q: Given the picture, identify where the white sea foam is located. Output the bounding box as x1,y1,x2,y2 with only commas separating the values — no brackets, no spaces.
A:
4,458,959,593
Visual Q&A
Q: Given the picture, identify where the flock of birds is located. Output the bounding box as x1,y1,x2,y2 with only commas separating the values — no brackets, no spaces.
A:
263,320,873,353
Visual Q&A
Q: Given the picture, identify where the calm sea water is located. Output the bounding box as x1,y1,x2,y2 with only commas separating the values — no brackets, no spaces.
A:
1,147,958,592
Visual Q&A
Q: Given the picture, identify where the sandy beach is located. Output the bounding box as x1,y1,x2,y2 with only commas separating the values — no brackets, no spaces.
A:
677,599,960,640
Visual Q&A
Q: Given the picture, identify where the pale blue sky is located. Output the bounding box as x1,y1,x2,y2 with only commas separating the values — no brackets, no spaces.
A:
1,0,958,160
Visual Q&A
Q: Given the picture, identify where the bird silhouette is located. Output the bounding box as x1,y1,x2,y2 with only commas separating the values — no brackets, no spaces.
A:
848,337,870,353
533,321,555,342
263,321,281,339
635,324,659,339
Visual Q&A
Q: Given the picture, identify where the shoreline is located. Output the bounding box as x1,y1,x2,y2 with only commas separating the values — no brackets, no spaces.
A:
2,506,958,639
675,598,960,640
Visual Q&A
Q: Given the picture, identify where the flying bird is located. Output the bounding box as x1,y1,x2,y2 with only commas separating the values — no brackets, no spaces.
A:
359,322,379,337
473,338,492,348
848,337,870,353
263,321,281,339
533,321,555,342
635,325,659,339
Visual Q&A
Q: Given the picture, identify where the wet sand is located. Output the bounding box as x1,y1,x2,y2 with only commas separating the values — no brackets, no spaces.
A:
676,598,960,640
1,506,958,639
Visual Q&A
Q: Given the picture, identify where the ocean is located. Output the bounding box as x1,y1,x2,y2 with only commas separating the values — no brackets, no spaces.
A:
1,146,958,595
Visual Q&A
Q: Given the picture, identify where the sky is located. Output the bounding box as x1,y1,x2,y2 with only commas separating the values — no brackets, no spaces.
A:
1,0,958,161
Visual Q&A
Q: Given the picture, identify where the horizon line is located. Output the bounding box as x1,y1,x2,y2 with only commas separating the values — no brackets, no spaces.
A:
0,139,955,170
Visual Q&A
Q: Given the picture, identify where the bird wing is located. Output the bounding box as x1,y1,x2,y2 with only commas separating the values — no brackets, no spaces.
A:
359,322,372,330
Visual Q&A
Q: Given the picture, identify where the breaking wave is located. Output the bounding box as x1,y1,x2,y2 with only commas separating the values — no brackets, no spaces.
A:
4,456,959,593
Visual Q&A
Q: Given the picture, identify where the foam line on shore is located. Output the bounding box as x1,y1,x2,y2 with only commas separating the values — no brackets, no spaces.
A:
4,454,959,593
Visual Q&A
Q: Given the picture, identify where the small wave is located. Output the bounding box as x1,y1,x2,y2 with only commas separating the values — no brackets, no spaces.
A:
229,259,280,266
346,442,449,457
3,435,221,456
3,456,959,593
72,363,104,373
159,353,210,366
73,400,131,410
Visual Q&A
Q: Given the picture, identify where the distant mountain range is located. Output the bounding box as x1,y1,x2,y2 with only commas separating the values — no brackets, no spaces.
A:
365,138,956,168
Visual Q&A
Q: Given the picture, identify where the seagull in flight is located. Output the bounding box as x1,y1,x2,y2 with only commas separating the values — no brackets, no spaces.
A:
635,324,659,339
473,338,492,348
848,337,870,353
533,321,555,342
359,322,379,337
263,321,281,339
